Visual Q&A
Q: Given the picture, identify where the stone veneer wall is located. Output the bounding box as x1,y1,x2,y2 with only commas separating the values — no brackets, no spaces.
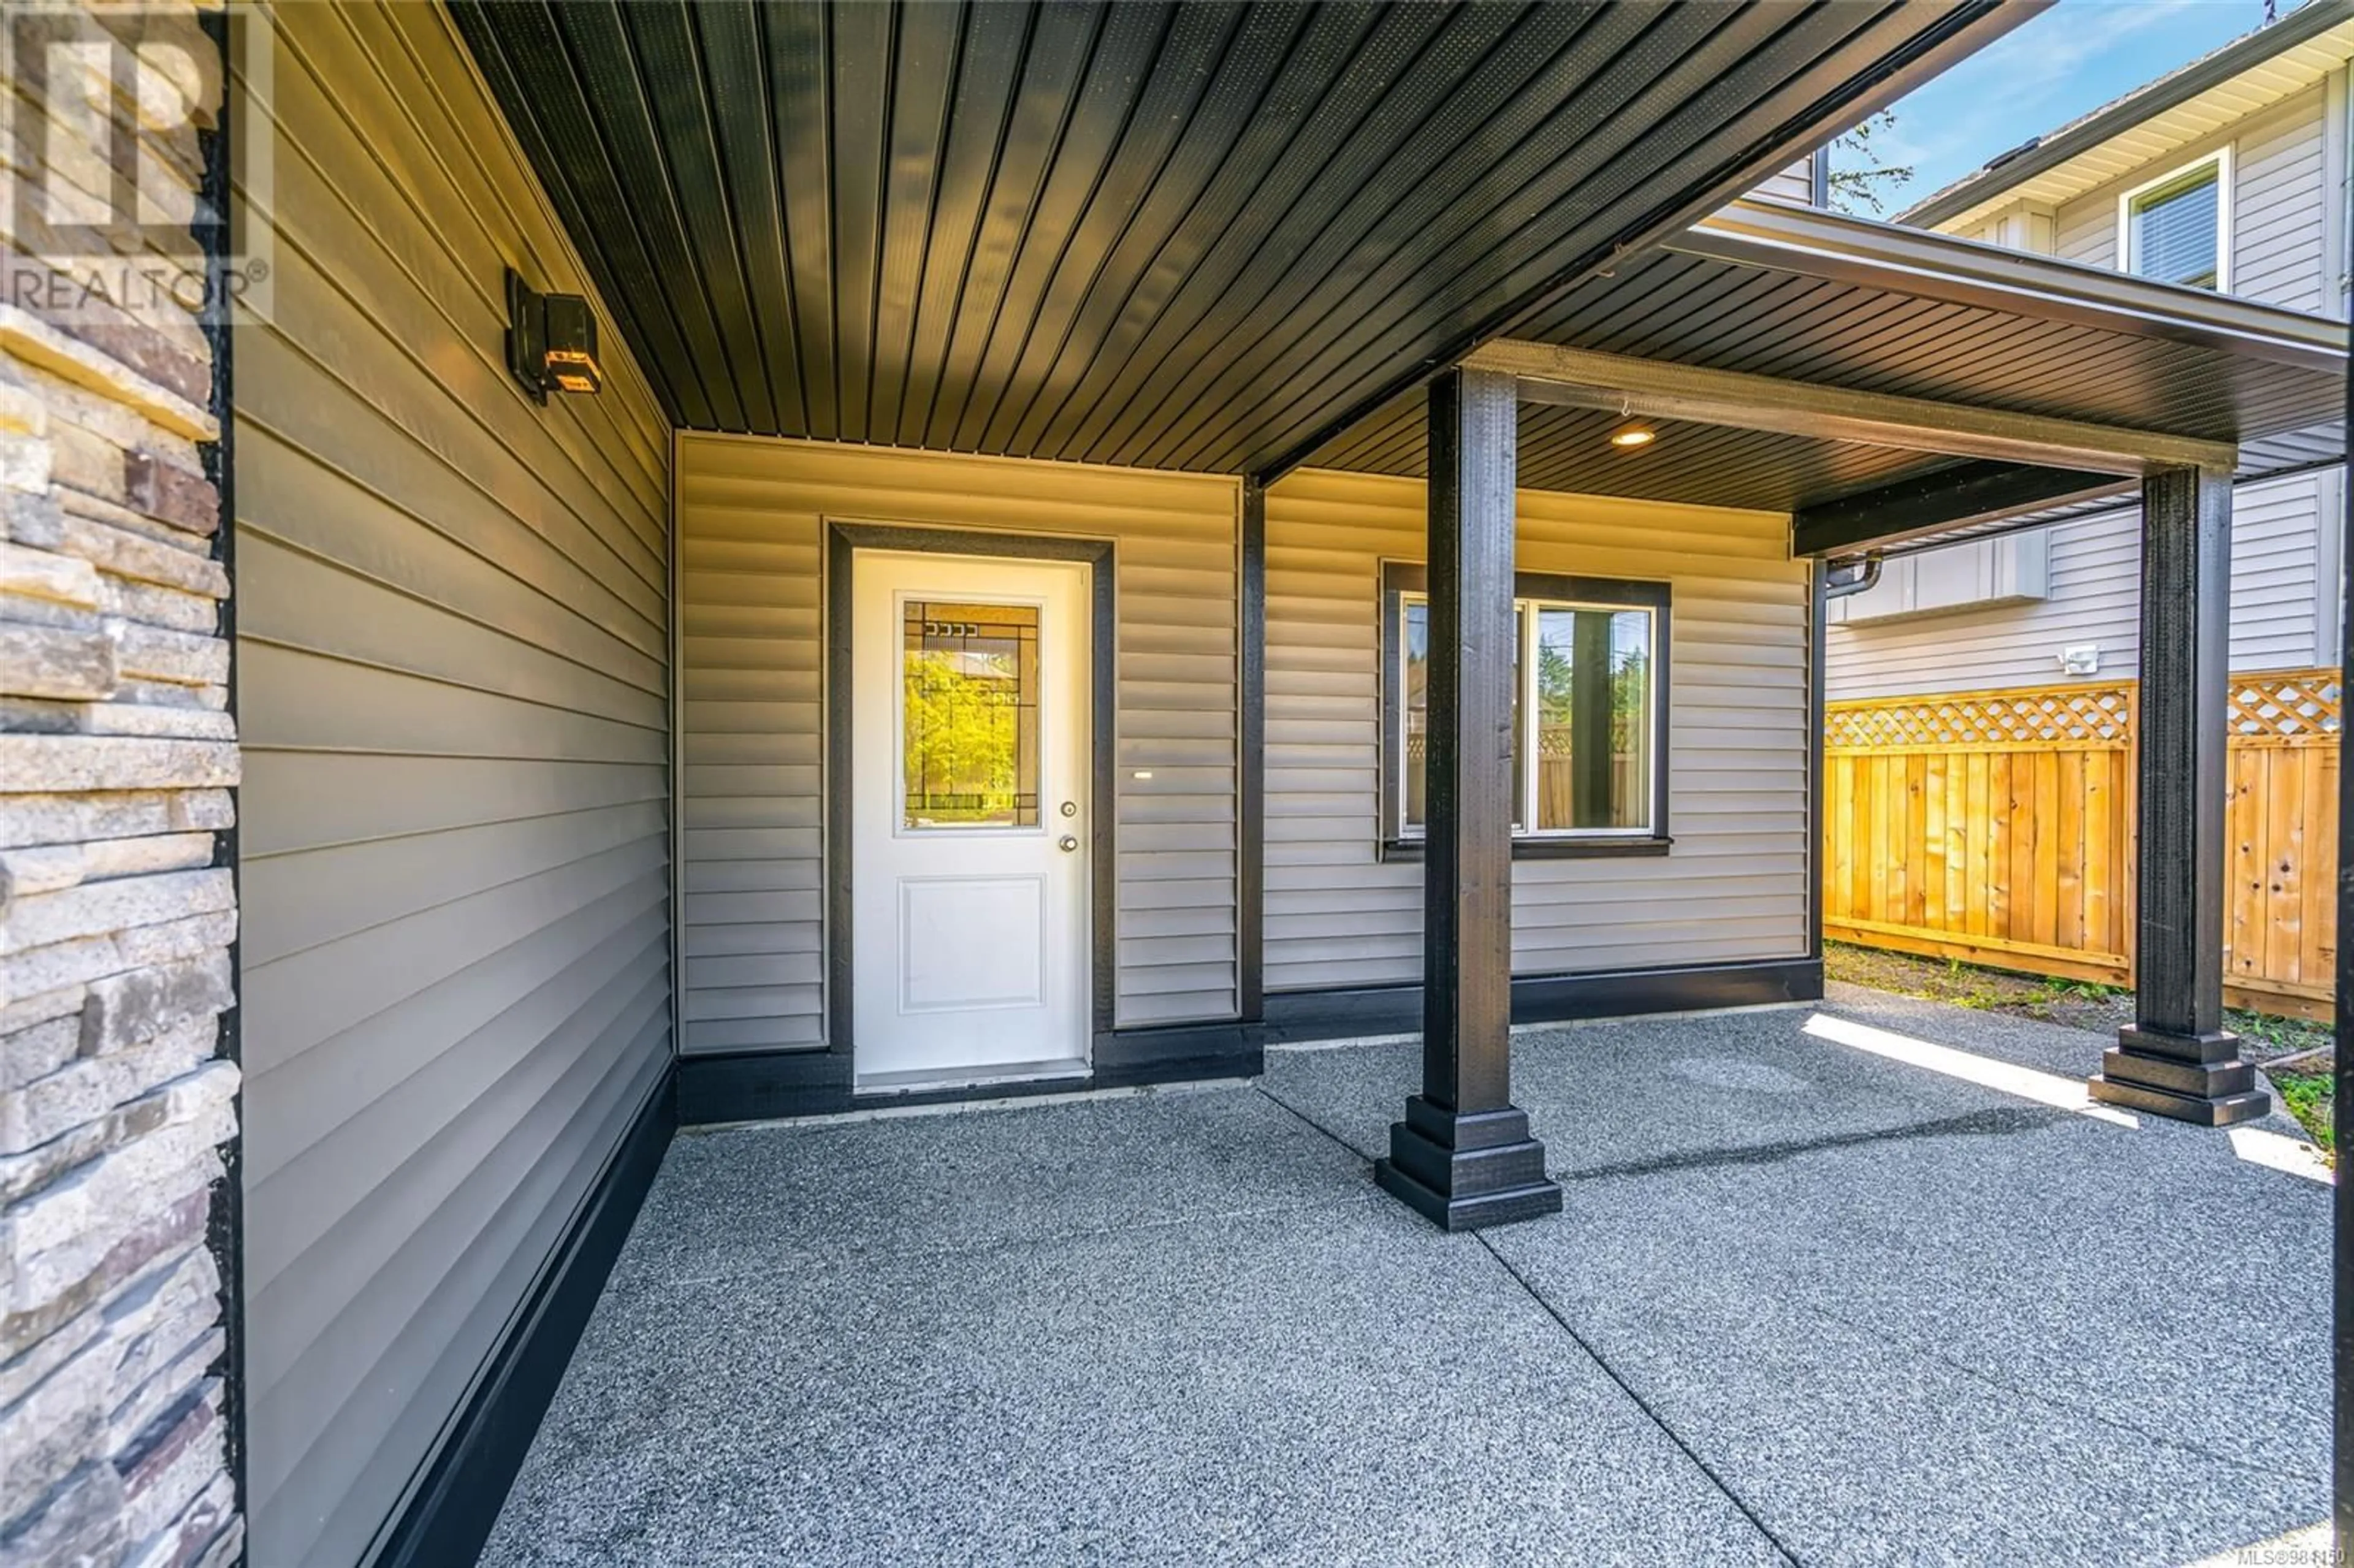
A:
0,7,242,1566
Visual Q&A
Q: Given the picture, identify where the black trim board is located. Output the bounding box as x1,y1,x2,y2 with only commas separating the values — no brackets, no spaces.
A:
678,961,1818,1121
1238,476,1266,1024
1792,460,2131,558
1377,834,1673,863
676,1024,1263,1125
1262,959,1824,1045
824,523,1119,1064
1807,558,1827,964
196,4,244,1522
376,1070,677,1568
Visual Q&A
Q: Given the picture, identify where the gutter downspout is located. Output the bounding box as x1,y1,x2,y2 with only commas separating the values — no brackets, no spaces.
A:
2325,64,2352,667
1822,551,1884,598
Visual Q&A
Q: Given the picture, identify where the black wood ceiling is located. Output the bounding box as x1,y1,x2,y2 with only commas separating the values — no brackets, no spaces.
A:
1305,235,2347,513
1311,395,1952,514
1512,245,2338,444
450,0,2017,476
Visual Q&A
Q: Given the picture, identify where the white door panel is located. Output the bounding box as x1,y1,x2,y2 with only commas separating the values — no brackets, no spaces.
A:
850,550,1091,1083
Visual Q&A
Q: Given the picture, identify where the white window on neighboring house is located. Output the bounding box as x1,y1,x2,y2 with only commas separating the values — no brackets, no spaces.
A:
2119,153,2228,290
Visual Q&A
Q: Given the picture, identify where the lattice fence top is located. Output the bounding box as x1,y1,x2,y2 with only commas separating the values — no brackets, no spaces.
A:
1827,669,2345,750
1826,686,2134,750
2229,668,2341,739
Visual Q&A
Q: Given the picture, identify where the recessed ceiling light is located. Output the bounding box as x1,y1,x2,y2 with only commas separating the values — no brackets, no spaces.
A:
1609,424,1656,449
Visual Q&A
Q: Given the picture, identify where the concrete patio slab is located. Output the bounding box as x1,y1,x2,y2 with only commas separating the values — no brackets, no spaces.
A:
613,1083,1363,1288
1492,1108,2327,1564
1260,994,2077,1179
482,989,2330,1566
484,1174,1780,1566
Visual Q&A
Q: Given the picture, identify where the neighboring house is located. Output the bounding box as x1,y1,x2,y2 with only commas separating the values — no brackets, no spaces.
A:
1824,2,2354,699
0,7,2342,1568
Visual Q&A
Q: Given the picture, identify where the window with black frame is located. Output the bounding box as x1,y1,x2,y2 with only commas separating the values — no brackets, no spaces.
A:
1379,562,1670,859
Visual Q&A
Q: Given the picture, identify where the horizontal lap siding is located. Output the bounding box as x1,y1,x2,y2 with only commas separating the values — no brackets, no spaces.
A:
234,7,672,1566
1826,471,2329,701
676,435,1240,1049
1750,161,1816,204
1263,469,1809,991
2231,471,2329,669
2232,89,2328,311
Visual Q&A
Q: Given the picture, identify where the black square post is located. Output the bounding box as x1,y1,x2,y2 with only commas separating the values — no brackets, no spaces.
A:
2089,466,2267,1124
1373,368,1563,1230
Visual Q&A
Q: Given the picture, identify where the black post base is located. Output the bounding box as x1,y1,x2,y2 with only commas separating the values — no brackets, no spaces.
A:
2089,1024,2271,1126
1373,1098,1563,1231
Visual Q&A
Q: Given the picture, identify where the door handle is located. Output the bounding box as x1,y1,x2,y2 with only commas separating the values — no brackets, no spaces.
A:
1057,835,1079,853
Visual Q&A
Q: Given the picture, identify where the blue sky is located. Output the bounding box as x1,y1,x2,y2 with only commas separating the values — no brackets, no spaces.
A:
1849,0,2291,214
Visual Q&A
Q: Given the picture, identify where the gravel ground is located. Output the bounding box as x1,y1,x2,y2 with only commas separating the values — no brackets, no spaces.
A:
1822,942,2330,1061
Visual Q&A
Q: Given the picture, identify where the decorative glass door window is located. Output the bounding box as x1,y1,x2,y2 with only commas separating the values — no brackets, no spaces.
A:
1385,566,1668,848
901,599,1040,828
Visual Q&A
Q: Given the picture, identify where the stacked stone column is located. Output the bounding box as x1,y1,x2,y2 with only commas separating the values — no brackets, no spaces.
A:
1,4,242,1562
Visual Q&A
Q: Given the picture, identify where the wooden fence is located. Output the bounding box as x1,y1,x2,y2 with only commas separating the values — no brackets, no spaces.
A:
1823,669,2341,1019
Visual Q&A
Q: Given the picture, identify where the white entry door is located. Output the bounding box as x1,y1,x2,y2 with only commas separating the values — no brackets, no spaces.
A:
850,549,1093,1086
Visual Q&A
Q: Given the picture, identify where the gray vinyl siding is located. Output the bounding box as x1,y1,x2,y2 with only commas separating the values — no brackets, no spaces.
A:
2051,86,2328,310
232,7,672,1566
2053,192,2117,270
1263,469,1811,991
1824,470,2334,699
674,433,1241,1051
1752,159,1817,204
2234,88,2333,310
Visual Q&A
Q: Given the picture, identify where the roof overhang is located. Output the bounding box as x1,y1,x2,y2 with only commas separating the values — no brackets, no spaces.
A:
1304,201,2347,546
1902,0,2354,232
1682,201,2350,374
451,0,2033,478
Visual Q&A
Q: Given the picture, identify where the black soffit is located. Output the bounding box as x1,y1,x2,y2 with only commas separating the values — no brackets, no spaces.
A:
1306,206,2348,513
448,0,2022,477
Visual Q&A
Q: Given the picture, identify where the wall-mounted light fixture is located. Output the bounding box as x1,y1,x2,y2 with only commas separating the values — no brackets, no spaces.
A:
506,268,603,403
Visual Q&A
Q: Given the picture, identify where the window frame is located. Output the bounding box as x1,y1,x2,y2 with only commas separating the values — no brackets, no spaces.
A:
2116,149,2230,292
1377,561,1672,862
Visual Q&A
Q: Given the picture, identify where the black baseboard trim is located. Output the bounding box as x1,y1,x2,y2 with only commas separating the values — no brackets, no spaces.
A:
677,1025,1264,1127
376,1065,677,1568
674,964,1820,1125
1090,1021,1262,1086
676,1048,855,1124
1263,958,1824,1045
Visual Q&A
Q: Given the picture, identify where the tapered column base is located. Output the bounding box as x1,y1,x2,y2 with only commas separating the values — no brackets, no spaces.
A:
1373,1098,1563,1231
2089,1025,2270,1126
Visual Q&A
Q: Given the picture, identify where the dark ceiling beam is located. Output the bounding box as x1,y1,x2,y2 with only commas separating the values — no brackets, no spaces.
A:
1462,338,2240,476
1792,461,2134,558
